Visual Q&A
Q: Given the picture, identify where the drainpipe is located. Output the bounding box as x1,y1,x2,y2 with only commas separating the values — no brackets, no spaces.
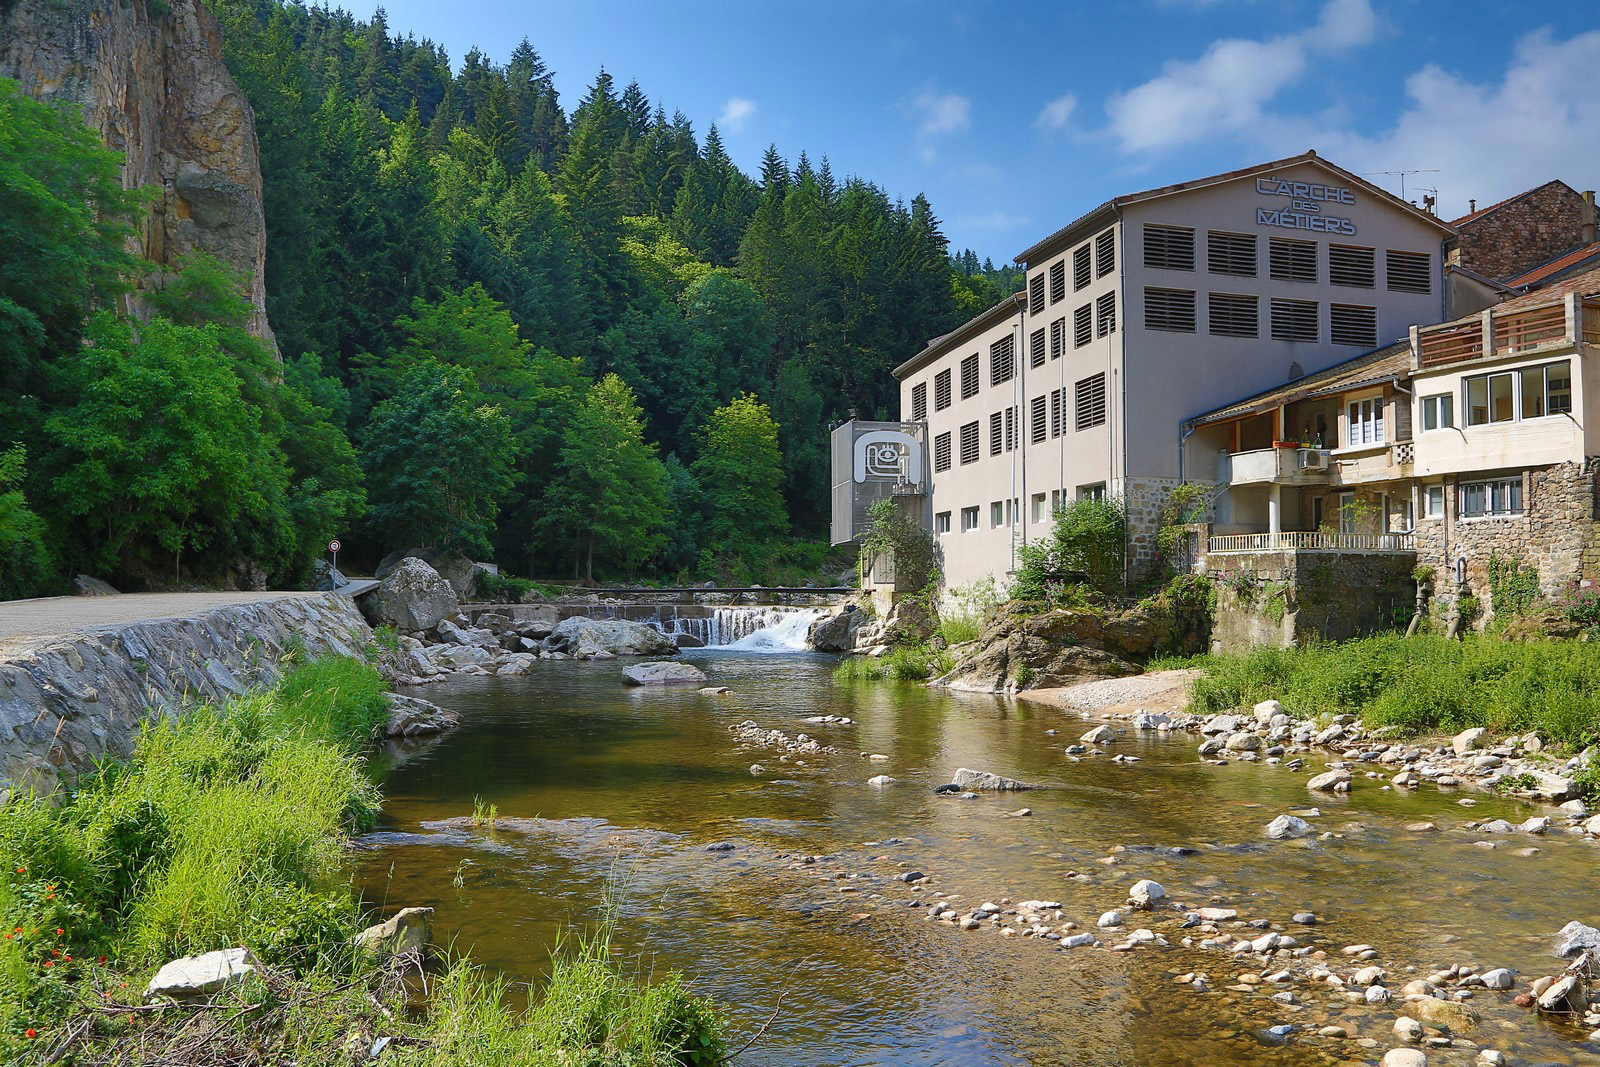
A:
1012,314,1022,571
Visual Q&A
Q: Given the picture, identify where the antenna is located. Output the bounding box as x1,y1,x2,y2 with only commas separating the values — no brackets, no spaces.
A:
1365,169,1440,202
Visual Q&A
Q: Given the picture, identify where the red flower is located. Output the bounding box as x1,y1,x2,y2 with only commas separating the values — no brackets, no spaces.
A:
14,866,23,874
42,960,52,968
54,928,62,936
24,1029,35,1038
63,955,72,962
97,955,106,963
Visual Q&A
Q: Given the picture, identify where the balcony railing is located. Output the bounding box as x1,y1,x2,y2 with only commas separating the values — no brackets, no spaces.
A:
1416,295,1594,368
1208,531,1416,554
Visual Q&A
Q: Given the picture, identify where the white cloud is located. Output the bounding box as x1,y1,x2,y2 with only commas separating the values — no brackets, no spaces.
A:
1105,0,1374,153
718,97,757,134
1035,93,1078,132
904,87,972,161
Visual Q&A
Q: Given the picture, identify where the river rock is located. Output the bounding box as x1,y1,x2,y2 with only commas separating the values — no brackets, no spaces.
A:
1529,772,1579,801
622,661,708,686
1266,815,1312,840
1557,920,1600,958
1307,769,1352,792
1224,731,1261,752
1252,699,1284,721
1097,910,1123,928
1452,727,1487,756
1128,879,1166,909
1537,974,1581,1012
549,617,677,658
353,907,434,958
807,607,867,652
144,947,256,1000
362,557,459,632
1081,725,1115,745
1393,1016,1424,1042
951,767,1036,791
867,775,897,787
1410,995,1478,1031
1479,968,1514,990
383,694,461,738
1133,710,1172,730
1381,1050,1427,1067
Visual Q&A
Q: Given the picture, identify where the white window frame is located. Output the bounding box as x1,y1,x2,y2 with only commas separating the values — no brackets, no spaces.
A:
1077,483,1107,502
1420,393,1453,431
1345,394,1386,448
1458,477,1523,519
1423,484,1445,519
1031,492,1047,524
960,505,981,532
1465,370,1516,426
990,501,1005,528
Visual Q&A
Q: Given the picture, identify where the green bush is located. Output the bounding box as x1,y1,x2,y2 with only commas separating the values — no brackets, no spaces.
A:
0,447,56,601
833,644,953,683
476,569,535,603
274,655,391,748
1012,498,1125,600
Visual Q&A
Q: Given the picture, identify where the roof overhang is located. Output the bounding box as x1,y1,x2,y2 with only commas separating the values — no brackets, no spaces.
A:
893,292,1025,379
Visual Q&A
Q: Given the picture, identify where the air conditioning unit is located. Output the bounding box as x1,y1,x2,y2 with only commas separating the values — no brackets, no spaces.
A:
1298,449,1329,472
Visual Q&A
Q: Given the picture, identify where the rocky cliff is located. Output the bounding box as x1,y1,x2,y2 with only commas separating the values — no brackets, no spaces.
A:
0,0,274,347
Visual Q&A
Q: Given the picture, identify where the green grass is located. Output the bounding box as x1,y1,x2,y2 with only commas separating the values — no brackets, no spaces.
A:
1187,633,1600,747
935,613,981,646
833,644,954,682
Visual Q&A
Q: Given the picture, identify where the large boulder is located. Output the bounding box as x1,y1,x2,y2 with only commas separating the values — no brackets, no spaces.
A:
951,767,1037,791
310,559,346,591
622,661,709,686
71,574,119,596
374,547,483,599
808,607,868,652
145,947,255,1001
361,557,459,632
547,616,676,658
936,604,1138,693
384,695,461,738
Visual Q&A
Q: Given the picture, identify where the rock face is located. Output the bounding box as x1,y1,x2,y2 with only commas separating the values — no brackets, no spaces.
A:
144,947,256,1000
361,558,459,633
0,0,274,347
383,694,460,738
353,907,433,959
547,616,677,658
807,607,868,652
622,661,708,686
1,593,372,796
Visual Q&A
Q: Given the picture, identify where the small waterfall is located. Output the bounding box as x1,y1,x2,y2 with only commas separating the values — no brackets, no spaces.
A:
718,608,825,652
654,606,825,651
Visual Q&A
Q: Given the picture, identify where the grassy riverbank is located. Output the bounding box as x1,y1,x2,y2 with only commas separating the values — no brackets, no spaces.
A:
1185,633,1600,749
0,655,723,1063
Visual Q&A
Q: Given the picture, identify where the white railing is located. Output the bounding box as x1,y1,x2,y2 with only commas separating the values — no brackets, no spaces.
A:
1207,531,1416,554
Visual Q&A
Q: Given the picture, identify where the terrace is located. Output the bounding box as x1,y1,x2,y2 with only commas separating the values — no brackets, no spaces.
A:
1414,291,1600,369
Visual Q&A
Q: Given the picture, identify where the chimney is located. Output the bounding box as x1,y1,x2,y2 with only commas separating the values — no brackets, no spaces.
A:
1583,190,1595,245
1468,198,1477,214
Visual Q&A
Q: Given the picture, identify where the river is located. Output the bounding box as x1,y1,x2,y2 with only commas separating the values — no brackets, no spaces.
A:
355,648,1599,1066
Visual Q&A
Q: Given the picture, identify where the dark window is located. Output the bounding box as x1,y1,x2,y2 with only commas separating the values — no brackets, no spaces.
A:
1073,244,1091,290
989,411,1003,456
1075,373,1107,430
1096,292,1116,337
911,381,927,421
960,353,979,399
1050,388,1064,438
1330,304,1378,347
959,421,979,465
1029,328,1046,368
1329,245,1376,288
1029,273,1046,314
1049,260,1067,304
934,368,952,410
1209,293,1258,338
934,431,951,471
1458,477,1522,518
1270,298,1318,343
1095,229,1115,277
1074,304,1092,347
1207,231,1256,277
1030,394,1047,443
1387,250,1432,294
1005,405,1016,450
990,336,1015,385
1050,318,1065,360
1269,238,1318,282
1143,224,1195,271
1144,287,1196,332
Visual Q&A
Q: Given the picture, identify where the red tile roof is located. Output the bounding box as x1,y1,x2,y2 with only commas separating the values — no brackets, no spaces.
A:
1504,241,1600,288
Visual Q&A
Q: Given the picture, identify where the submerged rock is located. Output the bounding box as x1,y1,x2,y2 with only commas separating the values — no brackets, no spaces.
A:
622,661,708,686
1266,815,1312,840
383,694,461,738
951,767,1037,791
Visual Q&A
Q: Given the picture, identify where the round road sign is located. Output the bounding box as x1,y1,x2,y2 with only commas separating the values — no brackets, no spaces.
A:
328,539,342,553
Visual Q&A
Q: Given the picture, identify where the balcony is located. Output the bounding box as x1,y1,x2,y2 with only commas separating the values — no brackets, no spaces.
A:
1208,531,1415,554
1224,446,1331,487
1416,294,1600,369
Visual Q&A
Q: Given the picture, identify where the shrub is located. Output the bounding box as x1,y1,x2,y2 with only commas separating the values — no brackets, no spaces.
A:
1487,553,1540,619
832,644,953,682
1558,580,1600,632
1012,498,1125,599
476,569,535,603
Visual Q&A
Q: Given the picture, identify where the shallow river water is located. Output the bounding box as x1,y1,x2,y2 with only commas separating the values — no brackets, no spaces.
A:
355,651,1600,1067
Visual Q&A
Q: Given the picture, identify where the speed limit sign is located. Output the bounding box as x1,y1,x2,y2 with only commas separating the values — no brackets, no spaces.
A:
328,539,341,553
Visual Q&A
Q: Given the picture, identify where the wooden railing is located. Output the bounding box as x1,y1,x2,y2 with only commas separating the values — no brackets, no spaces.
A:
1496,303,1566,354
1417,320,1482,366
1207,531,1415,554
1582,300,1600,345
1417,296,1580,367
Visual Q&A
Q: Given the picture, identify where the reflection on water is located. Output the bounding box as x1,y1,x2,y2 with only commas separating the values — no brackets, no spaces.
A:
356,653,1600,1066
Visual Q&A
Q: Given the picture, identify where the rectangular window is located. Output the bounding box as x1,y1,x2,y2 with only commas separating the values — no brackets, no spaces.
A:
1030,394,1047,444
1029,273,1046,315
1329,244,1376,288
1051,488,1064,513
1029,327,1047,369
1459,477,1523,518
1095,229,1116,277
1269,237,1318,283
1050,388,1064,438
1421,394,1454,431
1209,292,1258,338
1387,250,1432,294
934,369,952,411
1330,304,1378,347
1073,244,1091,290
1522,361,1573,418
1346,396,1386,447
1075,372,1107,430
989,411,1003,456
1050,317,1065,360
1339,492,1356,534
991,501,1005,528
960,353,979,399
1005,405,1016,451
1144,287,1197,332
1031,492,1047,523
990,335,1015,385
1207,231,1256,277
959,420,980,465
1096,291,1116,337
933,431,952,472
1049,260,1067,304
1078,482,1107,502
911,381,928,421
935,511,951,534
1074,304,1092,347
961,505,980,532
1424,484,1445,518
1466,371,1516,425
1143,224,1196,271
1270,298,1318,342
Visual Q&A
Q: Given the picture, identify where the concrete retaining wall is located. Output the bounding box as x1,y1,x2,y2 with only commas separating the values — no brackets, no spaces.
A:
1208,550,1416,653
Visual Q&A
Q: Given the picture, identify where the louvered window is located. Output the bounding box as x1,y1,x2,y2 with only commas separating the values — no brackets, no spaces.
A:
1095,229,1115,277
1075,373,1107,431
1074,304,1092,347
1005,406,1016,450
1029,273,1046,314
1050,388,1064,438
1329,245,1376,288
1143,225,1195,271
1269,238,1317,282
1387,250,1431,294
1049,260,1066,303
1270,298,1318,343
1209,293,1258,338
1330,304,1378,347
1207,231,1256,277
933,431,951,471
1030,395,1047,443
1096,292,1116,337
1144,288,1196,333
959,421,979,465
990,336,1015,385
1073,245,1091,290
911,382,927,421
934,369,952,410
960,353,979,399
1050,318,1065,360
1029,328,1046,368
989,411,1004,456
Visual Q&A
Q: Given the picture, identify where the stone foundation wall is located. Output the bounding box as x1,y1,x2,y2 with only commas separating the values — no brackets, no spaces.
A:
1121,476,1186,576
0,594,372,798
1207,550,1416,653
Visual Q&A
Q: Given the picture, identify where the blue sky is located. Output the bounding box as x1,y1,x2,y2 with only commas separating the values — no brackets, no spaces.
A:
372,0,1600,263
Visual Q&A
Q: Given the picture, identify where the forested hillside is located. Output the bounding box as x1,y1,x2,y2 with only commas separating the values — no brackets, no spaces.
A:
1,0,1023,594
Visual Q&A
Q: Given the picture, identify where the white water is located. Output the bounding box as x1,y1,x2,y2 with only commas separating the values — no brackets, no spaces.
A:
714,608,826,653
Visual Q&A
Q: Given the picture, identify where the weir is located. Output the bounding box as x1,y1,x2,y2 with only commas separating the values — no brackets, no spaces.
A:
462,602,829,650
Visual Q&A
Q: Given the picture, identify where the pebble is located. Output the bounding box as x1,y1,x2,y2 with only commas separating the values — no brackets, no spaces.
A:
1097,910,1123,929
1381,1049,1427,1067
1393,1016,1423,1042
1292,912,1317,924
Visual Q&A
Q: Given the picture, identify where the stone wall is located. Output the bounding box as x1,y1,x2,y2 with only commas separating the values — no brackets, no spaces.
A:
0,594,372,798
1122,476,1185,576
1207,550,1416,653
1452,181,1585,283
